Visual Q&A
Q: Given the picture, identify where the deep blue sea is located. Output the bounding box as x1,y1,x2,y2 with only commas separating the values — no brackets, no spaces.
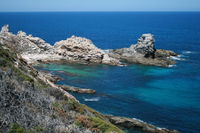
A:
1,12,200,133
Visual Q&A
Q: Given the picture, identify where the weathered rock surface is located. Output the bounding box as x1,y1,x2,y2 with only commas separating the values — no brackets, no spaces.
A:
54,35,121,65
132,33,156,57
106,116,179,133
17,31,53,51
108,34,178,67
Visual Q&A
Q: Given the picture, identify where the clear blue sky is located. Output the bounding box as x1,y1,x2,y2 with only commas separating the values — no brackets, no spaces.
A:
0,0,200,12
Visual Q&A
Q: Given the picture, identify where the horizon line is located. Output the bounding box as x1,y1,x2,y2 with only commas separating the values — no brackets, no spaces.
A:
0,11,200,13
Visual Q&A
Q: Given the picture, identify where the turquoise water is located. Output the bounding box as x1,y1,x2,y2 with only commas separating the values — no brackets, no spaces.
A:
1,12,200,133
35,51,200,133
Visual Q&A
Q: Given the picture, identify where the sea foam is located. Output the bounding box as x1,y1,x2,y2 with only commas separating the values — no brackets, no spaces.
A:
168,65,176,68
84,97,100,102
170,55,185,61
182,51,193,54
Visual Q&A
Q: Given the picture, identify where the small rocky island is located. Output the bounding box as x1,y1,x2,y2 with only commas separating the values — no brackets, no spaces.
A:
0,25,177,67
108,34,177,67
0,25,179,133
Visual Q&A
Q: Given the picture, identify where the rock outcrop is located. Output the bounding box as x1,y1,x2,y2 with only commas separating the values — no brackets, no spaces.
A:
54,36,120,65
134,34,156,57
59,85,96,94
108,34,178,67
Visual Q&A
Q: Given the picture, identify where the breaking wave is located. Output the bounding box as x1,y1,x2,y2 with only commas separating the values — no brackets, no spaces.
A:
170,55,185,61
168,65,176,68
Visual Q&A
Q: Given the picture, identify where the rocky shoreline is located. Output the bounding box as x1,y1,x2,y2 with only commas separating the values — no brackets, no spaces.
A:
0,25,179,133
0,25,178,67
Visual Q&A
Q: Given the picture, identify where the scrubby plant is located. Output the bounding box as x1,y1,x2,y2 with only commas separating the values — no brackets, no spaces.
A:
75,115,123,133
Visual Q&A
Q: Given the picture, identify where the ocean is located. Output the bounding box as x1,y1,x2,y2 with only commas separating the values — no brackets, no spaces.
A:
1,12,200,133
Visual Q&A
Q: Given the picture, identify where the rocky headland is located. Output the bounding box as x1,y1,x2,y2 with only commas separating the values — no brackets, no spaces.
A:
0,25,177,67
0,25,179,133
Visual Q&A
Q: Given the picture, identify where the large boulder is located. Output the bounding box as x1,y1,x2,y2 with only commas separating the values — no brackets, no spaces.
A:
54,35,121,65
54,35,104,63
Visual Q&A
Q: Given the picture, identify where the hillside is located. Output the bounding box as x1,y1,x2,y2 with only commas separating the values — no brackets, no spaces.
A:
0,43,123,133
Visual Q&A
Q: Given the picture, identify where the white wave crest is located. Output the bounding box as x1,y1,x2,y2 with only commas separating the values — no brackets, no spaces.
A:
168,65,176,68
84,97,100,102
132,118,145,123
182,51,193,54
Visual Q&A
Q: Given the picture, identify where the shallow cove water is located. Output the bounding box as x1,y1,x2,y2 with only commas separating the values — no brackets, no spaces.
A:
1,12,200,133
35,57,200,133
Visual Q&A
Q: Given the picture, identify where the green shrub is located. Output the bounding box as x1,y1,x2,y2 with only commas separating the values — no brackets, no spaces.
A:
8,124,28,133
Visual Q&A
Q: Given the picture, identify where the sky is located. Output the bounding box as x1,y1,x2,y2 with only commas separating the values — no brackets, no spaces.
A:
0,0,200,12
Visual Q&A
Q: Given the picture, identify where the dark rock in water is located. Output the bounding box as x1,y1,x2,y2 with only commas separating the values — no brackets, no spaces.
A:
108,34,177,67
59,85,96,94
